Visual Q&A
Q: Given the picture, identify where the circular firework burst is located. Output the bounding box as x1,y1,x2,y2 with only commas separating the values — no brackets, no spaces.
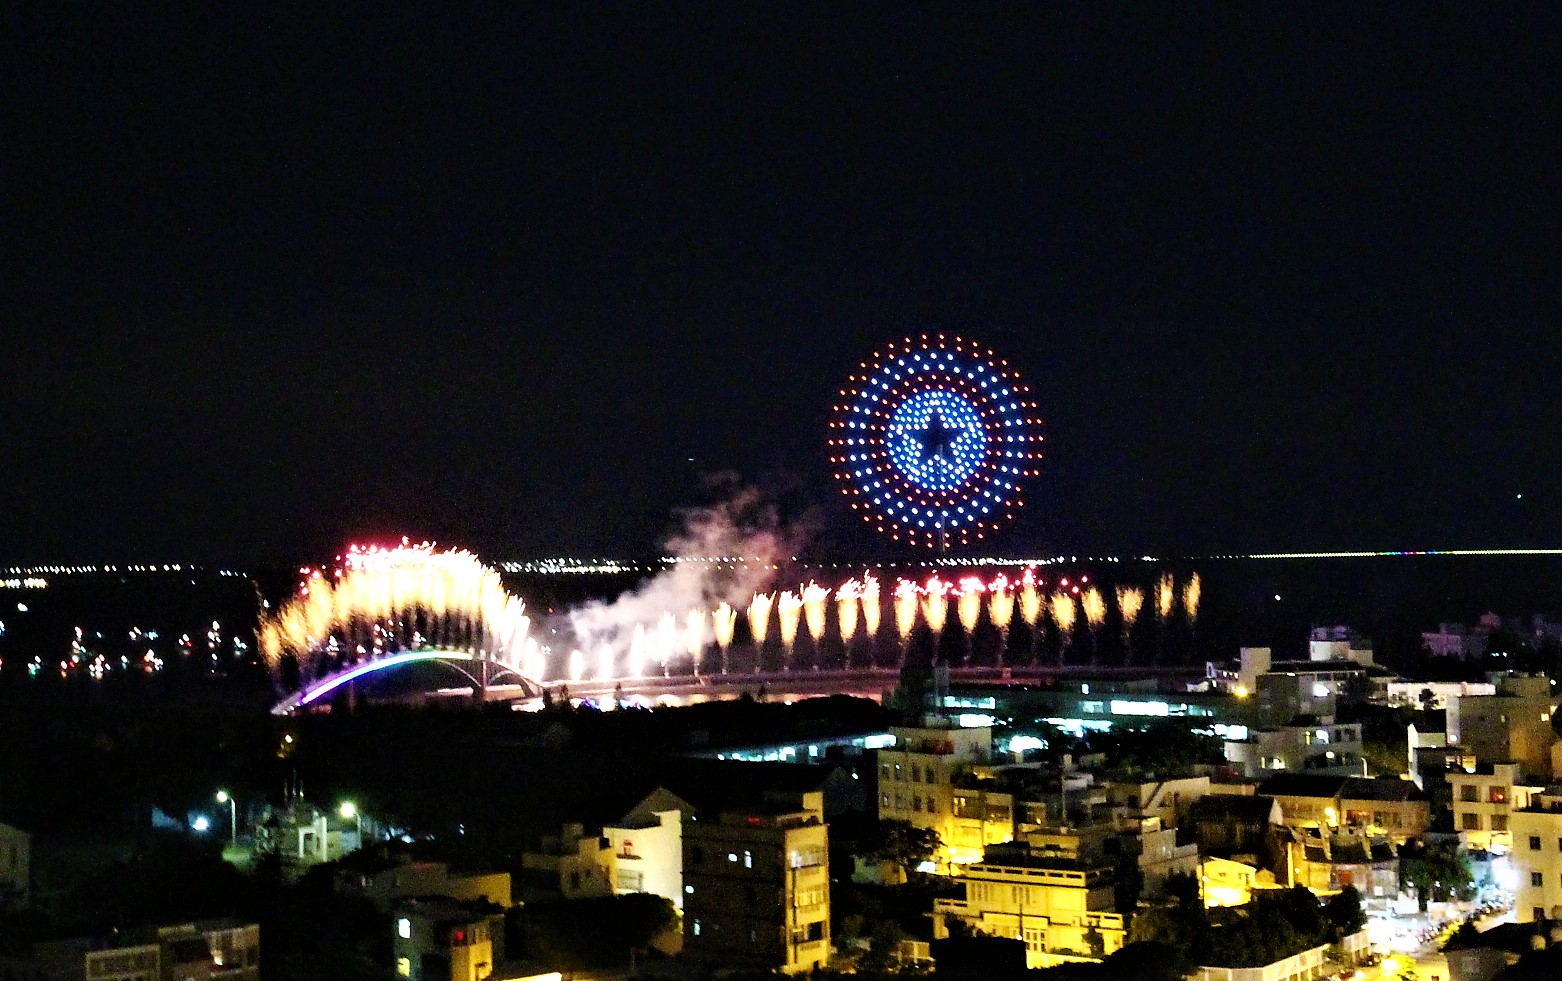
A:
828,333,1043,548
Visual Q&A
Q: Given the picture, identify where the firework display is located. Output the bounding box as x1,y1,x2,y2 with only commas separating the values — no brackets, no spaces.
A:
828,334,1044,548
259,541,532,690
263,542,1206,710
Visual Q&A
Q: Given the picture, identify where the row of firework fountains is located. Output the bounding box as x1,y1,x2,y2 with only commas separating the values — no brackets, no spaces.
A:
257,543,1203,691
610,569,1202,680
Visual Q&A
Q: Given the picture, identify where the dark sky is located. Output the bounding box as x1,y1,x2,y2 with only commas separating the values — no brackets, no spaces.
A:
5,5,1561,564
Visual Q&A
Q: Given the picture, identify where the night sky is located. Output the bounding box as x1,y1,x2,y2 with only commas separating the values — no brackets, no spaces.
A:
5,6,1561,564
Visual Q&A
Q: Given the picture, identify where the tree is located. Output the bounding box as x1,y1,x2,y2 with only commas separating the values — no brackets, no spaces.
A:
1164,870,1200,908
1113,858,1144,923
1324,885,1367,937
1403,840,1476,908
866,818,942,879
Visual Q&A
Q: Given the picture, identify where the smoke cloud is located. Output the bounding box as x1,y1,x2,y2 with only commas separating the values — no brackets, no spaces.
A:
563,484,813,672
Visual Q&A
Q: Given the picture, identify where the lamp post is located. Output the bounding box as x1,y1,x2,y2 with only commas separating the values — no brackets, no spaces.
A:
339,801,362,845
215,790,237,846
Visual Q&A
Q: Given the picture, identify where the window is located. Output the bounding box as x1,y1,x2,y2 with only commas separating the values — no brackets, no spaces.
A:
728,852,738,863
1492,815,1509,832
693,919,701,936
1462,813,1480,831
1532,836,1543,850
744,850,753,868
1536,907,1547,921
397,958,411,977
1490,787,1508,804
1533,872,1545,887
1460,785,1479,803
397,918,411,939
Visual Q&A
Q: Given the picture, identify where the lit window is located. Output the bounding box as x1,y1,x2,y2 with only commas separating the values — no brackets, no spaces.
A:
685,885,694,894
397,918,411,939
728,852,738,863
744,850,753,868
397,958,411,976
693,920,701,936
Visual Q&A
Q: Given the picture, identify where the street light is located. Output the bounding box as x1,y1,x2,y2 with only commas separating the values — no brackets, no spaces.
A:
340,801,362,843
216,790,237,846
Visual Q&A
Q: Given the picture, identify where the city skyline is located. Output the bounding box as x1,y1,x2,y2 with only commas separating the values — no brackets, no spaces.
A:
6,7,1562,564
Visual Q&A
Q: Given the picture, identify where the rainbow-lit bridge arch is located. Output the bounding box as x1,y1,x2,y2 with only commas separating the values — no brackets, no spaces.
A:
262,542,542,716
269,648,539,716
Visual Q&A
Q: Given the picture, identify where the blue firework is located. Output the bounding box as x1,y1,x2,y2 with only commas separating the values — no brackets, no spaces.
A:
828,334,1043,548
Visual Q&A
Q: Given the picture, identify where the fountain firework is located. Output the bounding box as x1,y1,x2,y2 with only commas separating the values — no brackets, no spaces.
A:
259,541,531,691
1018,569,1043,663
802,582,830,668
922,576,952,663
988,574,1015,667
1081,586,1107,664
893,579,920,668
712,602,737,674
1182,573,1202,621
1050,591,1077,663
1156,573,1175,619
777,590,804,671
747,592,774,671
685,608,706,675
836,580,862,667
956,576,985,664
1117,585,1144,662
861,574,882,663
657,611,678,677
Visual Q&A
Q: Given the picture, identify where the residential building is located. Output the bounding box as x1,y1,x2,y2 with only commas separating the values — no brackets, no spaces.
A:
682,790,830,974
1509,786,1562,923
34,919,259,981
1386,680,1495,709
1448,762,1544,852
1186,794,1281,856
1287,827,1399,905
931,841,1126,969
1199,856,1272,907
877,724,1014,866
602,787,691,910
335,850,512,909
1018,813,1197,899
393,896,506,981
520,823,613,901
1447,673,1559,780
1256,774,1429,842
1407,713,1448,782
1308,626,1374,666
0,821,28,909
1421,624,1475,659
1098,775,1212,833
1223,715,1365,777
1254,657,1382,727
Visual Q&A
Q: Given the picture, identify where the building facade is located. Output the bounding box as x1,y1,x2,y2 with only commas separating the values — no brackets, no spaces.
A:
682,791,830,974
877,724,1014,866
931,843,1126,969
393,897,505,981
37,920,260,981
1509,786,1562,923
602,787,690,911
1448,762,1543,853
1447,673,1558,781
